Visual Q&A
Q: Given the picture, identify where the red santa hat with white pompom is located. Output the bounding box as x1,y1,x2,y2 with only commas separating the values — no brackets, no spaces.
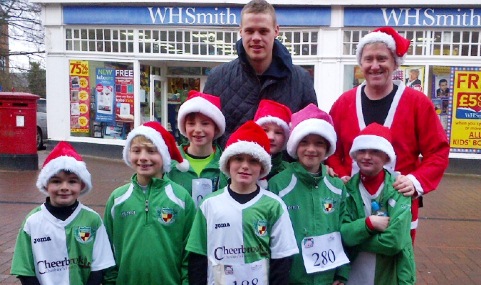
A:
36,141,92,196
123,121,189,172
356,26,411,66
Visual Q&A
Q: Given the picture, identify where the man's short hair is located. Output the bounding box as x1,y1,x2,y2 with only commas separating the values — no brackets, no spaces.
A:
439,78,448,85
241,0,277,26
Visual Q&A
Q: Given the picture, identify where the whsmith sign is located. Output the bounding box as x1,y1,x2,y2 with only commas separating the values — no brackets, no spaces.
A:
63,6,330,26
345,8,481,27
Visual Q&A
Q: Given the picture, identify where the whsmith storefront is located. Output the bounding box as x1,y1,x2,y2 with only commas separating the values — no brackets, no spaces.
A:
34,0,481,164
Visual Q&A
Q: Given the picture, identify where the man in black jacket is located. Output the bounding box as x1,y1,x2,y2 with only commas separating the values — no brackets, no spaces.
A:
203,0,318,147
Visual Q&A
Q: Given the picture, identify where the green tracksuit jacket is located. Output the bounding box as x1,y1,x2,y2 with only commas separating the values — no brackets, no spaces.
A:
167,144,228,198
269,162,350,285
340,170,415,285
103,174,196,285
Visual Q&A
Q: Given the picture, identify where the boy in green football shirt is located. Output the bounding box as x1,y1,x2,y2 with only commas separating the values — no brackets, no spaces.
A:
103,121,195,285
340,123,415,285
254,99,292,182
269,104,350,285
187,121,299,285
11,141,115,285
167,90,228,207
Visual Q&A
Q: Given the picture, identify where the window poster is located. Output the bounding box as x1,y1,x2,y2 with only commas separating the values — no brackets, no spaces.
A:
115,69,134,122
449,67,481,153
69,60,90,133
402,66,424,92
432,66,452,133
95,68,116,123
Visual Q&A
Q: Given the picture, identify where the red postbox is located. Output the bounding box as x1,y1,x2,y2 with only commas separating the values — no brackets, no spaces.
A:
0,92,39,170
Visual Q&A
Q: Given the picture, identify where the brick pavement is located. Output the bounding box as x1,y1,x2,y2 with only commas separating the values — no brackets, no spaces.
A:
1,150,480,284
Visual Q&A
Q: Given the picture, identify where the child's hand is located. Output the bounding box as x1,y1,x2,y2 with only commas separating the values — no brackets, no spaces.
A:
332,280,345,285
340,176,351,184
393,175,417,197
369,215,390,232
326,165,337,177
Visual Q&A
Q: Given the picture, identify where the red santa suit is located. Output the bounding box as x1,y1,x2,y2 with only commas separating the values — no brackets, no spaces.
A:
327,80,450,241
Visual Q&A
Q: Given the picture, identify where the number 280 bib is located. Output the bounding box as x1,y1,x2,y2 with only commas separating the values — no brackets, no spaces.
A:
301,232,349,273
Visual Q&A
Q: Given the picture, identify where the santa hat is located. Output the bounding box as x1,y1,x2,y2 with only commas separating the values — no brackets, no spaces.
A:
36,141,92,196
349,123,396,164
254,99,292,149
219,121,271,178
356,26,411,66
286,104,337,160
123,121,189,172
177,90,225,139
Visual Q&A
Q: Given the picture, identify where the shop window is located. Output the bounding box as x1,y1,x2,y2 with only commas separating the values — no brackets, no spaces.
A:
137,28,317,57
343,29,481,58
66,28,134,53
68,60,134,140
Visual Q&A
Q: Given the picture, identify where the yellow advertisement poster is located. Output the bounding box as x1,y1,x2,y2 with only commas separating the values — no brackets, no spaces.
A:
69,60,90,134
450,67,481,152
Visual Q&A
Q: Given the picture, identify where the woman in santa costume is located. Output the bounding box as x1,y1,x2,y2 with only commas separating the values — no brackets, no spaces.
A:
327,27,450,242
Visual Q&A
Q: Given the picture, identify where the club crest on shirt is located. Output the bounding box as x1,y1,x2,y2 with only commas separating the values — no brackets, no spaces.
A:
254,220,268,237
157,207,176,225
224,265,234,275
303,237,314,248
74,226,94,244
322,198,336,214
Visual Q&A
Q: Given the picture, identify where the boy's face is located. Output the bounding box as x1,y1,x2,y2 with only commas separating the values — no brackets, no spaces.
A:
296,134,328,173
261,122,286,155
228,154,262,192
47,171,83,207
129,140,164,185
185,113,217,148
354,149,390,177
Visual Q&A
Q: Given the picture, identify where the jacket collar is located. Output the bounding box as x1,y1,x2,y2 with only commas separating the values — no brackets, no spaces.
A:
236,39,292,78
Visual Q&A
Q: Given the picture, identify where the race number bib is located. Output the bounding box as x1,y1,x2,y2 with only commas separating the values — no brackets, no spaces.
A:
301,232,349,273
213,259,268,285
192,178,213,207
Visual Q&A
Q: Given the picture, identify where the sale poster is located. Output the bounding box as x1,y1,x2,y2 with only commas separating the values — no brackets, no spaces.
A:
69,60,90,133
115,69,134,122
449,67,481,153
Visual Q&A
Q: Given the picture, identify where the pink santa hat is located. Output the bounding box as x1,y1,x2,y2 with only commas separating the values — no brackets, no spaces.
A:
286,103,337,160
356,26,411,66
177,90,226,139
36,141,92,196
254,99,292,150
219,121,271,178
123,121,189,172
349,123,396,165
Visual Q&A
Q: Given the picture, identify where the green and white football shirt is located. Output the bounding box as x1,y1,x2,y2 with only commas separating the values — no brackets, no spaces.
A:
11,203,115,285
186,187,298,284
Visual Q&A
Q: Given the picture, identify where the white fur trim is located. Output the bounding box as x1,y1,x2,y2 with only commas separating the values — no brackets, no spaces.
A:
175,159,190,172
256,116,290,149
219,141,271,178
123,125,172,172
349,134,396,164
287,118,337,160
407,173,424,196
256,178,268,189
411,219,418,230
36,156,92,196
177,96,226,139
356,31,405,66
